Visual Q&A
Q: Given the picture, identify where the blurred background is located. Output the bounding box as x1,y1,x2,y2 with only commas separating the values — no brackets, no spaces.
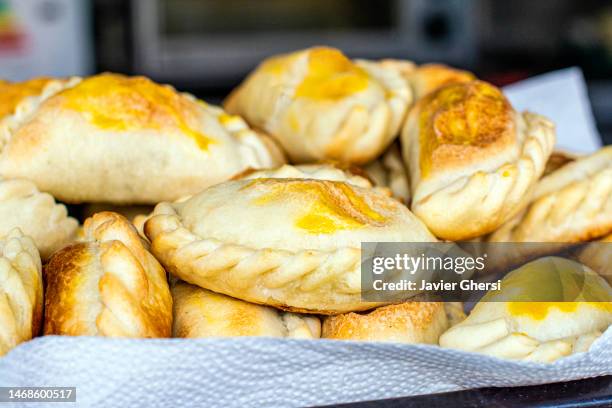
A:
0,0,611,143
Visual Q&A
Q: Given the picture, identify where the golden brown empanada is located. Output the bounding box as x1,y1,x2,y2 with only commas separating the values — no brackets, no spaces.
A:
0,178,78,259
225,47,412,164
440,257,612,362
145,178,436,314
0,73,284,204
401,80,555,241
0,229,42,356
173,281,320,339
44,212,172,337
490,146,611,243
322,301,462,344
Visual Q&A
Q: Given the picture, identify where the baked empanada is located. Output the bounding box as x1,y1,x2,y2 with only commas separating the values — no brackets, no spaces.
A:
173,281,320,339
44,212,172,337
145,178,436,314
0,229,43,356
0,178,78,259
0,73,284,204
439,257,612,362
401,80,555,240
490,146,611,243
225,47,412,164
322,301,462,344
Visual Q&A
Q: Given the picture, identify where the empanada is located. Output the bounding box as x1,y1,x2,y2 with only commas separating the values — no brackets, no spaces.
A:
490,146,611,243
0,229,43,356
578,234,612,285
173,281,320,339
401,80,556,240
44,212,172,337
0,178,78,259
224,47,412,164
439,257,612,362
145,178,436,314
322,301,462,343
0,73,284,204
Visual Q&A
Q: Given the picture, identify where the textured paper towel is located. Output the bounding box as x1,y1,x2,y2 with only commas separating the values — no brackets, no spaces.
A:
1,327,611,407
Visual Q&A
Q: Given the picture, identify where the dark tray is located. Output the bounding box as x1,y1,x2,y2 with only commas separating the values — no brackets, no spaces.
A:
328,376,612,408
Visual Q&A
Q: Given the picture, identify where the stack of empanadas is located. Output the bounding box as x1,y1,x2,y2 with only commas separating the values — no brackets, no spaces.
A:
0,45,610,364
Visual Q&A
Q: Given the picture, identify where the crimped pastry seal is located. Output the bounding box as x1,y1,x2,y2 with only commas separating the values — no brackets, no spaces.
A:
0,229,43,356
145,178,436,314
225,47,412,164
44,212,172,337
0,73,284,204
402,80,555,240
0,178,78,259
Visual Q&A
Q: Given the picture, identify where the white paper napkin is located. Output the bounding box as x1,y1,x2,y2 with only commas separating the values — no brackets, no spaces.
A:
503,67,602,153
1,328,611,407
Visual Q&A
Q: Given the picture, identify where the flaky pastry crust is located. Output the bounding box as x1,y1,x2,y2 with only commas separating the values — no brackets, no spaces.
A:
44,212,172,337
0,73,284,204
402,80,555,240
173,281,320,339
225,47,412,164
0,229,42,356
145,178,436,314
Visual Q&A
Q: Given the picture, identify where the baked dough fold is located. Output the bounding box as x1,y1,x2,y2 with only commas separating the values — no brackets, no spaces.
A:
173,281,320,338
44,212,172,337
0,178,78,259
0,229,43,356
402,80,555,240
439,257,612,362
490,146,612,243
0,73,284,204
225,47,412,164
145,178,436,314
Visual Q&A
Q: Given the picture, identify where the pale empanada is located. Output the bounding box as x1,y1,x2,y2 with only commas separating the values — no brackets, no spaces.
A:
145,178,436,314
322,301,462,344
0,73,284,204
224,47,412,164
0,229,42,356
44,212,172,337
0,178,78,259
490,146,611,243
401,80,556,241
439,257,612,362
173,281,320,339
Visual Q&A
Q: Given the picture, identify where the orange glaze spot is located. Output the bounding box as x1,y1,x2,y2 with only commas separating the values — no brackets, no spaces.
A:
294,48,369,100
418,81,513,177
248,179,387,234
0,77,52,118
61,74,213,149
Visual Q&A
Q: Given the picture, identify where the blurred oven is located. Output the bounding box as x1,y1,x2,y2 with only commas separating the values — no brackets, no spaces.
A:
130,0,477,87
